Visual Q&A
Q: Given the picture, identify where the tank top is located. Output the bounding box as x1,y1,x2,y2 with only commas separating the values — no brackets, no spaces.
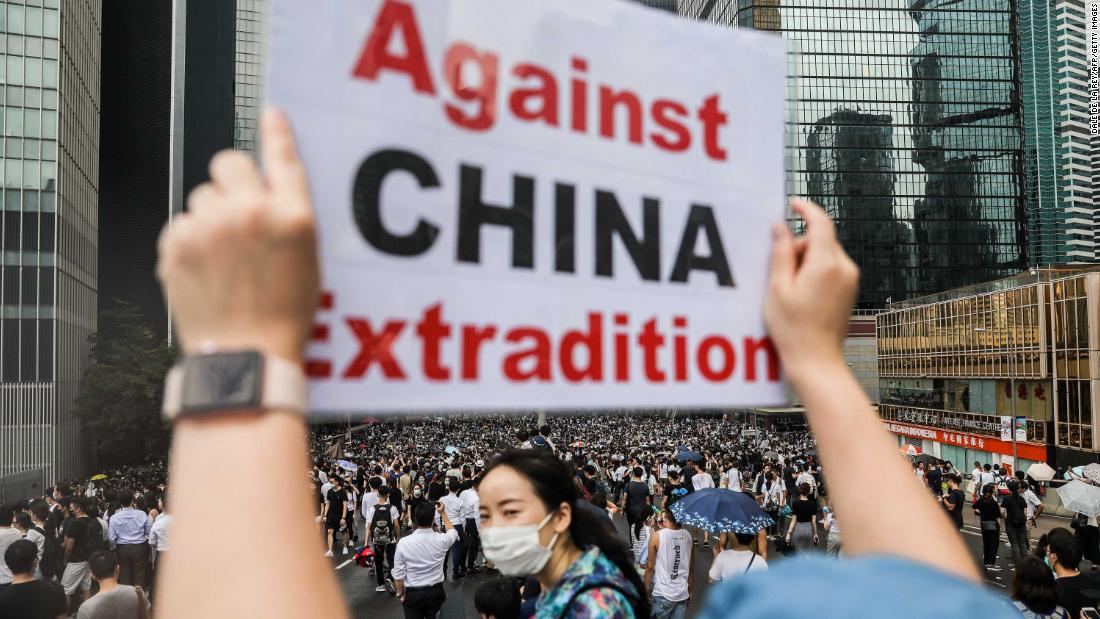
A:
652,527,693,602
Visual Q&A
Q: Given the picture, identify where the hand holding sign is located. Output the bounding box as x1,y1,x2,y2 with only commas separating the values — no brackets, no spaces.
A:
157,109,321,365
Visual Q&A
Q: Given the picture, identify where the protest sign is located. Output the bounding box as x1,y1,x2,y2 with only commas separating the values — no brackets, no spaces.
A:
266,0,788,413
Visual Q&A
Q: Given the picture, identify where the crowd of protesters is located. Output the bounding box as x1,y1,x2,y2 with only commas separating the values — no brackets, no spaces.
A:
0,465,167,618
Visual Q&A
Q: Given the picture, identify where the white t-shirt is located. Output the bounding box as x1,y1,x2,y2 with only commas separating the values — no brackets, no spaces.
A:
725,468,742,491
692,472,715,492
361,491,380,520
709,549,768,582
652,528,693,602
0,528,22,584
1022,489,1042,519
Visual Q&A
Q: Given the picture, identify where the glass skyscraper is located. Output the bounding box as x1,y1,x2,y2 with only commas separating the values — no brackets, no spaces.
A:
1019,0,1097,266
679,0,1027,308
0,0,101,482
234,0,266,153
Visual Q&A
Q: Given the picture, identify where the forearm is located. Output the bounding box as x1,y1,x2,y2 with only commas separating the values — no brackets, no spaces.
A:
157,411,347,618
789,360,979,582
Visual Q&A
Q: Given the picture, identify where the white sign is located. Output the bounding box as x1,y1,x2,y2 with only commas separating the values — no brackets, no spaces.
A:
267,0,788,413
999,416,1012,442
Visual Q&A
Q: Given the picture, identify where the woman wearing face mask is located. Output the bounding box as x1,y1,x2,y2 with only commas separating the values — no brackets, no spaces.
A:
479,449,649,618
405,484,428,530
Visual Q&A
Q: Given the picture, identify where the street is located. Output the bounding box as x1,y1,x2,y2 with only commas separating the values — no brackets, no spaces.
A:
331,501,1068,617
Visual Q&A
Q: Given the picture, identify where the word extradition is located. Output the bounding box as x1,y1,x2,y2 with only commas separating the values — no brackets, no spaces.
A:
307,294,780,385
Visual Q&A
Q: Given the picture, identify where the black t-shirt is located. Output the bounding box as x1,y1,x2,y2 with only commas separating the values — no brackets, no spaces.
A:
427,481,446,502
925,468,942,490
66,516,92,563
581,476,598,496
1056,574,1100,619
0,579,66,619
406,496,428,518
792,499,817,523
975,497,1001,523
326,489,347,520
624,481,650,514
1001,494,1028,527
665,482,690,508
943,488,966,528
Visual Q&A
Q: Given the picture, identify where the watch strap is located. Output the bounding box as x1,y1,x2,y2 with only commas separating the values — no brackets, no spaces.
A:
163,354,308,420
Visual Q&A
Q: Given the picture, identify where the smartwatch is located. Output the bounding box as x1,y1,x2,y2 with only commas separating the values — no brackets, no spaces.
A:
162,351,307,420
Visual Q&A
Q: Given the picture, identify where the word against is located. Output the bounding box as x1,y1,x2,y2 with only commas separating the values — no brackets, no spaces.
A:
268,0,788,413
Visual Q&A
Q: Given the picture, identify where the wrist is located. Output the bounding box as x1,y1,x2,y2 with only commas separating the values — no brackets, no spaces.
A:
783,354,847,389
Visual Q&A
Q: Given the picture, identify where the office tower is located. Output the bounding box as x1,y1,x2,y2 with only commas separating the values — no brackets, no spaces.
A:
679,0,1027,306
632,0,679,12
234,0,266,152
0,0,101,482
807,111,913,306
1020,0,1097,266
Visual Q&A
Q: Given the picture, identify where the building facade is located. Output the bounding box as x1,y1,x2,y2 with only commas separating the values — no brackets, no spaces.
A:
1019,0,1097,266
679,0,1027,308
0,0,101,483
233,0,265,152
877,269,1100,468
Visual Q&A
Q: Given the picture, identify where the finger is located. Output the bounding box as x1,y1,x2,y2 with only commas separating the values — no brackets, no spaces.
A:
186,183,220,216
260,107,310,203
790,199,835,245
209,150,263,197
768,222,795,288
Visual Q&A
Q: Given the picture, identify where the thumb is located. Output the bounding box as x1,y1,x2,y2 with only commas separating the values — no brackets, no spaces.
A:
768,222,795,289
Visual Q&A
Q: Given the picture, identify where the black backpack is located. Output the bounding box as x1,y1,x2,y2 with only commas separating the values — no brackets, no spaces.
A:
371,506,395,545
34,526,64,579
80,518,107,556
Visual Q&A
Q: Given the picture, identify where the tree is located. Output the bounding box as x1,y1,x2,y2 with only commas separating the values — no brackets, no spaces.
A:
75,300,177,467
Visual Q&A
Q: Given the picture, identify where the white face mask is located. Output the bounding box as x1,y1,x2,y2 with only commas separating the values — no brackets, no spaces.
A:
480,511,560,576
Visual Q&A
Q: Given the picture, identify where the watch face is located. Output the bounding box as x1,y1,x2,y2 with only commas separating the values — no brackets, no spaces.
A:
181,352,263,414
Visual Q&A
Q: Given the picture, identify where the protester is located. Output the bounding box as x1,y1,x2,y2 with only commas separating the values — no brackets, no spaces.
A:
1010,555,1070,619
709,531,767,583
322,477,349,557
438,481,466,580
77,551,151,619
785,483,819,554
645,507,694,618
392,502,458,618
474,577,522,619
822,506,842,557
364,487,400,593
0,539,66,619
1002,481,1031,562
62,499,102,613
940,475,966,530
478,449,648,618
974,484,1003,571
1046,532,1100,618
0,506,20,588
107,492,152,587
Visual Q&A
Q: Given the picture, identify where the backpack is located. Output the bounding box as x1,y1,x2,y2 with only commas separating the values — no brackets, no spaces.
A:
370,505,395,545
34,526,64,579
75,517,107,557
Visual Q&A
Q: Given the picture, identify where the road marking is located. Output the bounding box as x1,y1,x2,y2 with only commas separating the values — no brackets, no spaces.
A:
336,559,355,570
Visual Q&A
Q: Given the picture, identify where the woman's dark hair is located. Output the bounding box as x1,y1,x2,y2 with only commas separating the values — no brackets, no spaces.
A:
981,483,995,497
1010,556,1060,615
733,531,757,547
484,449,650,618
474,577,521,619
1034,527,1075,559
797,483,811,497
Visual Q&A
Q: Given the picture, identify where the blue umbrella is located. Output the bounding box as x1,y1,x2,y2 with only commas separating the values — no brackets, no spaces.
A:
336,460,358,472
668,488,775,535
675,450,703,463
445,446,459,455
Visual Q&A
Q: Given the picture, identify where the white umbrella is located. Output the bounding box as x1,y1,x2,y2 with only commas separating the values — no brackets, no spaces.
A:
1057,480,1100,518
1083,463,1100,484
1026,462,1056,482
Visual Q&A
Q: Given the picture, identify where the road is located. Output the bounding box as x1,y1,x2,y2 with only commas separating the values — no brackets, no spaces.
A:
331,503,1073,617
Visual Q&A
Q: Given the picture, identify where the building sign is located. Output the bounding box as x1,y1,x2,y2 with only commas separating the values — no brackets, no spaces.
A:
882,420,1046,461
267,0,789,414
883,404,1003,436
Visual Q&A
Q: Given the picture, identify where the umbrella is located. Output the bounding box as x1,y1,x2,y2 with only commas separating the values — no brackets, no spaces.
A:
1057,480,1100,518
1083,464,1100,484
762,451,779,461
1066,466,1087,481
1026,462,1056,483
668,488,775,534
675,451,703,463
336,460,358,472
444,446,459,455
913,453,944,466
90,474,107,481
899,445,921,456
